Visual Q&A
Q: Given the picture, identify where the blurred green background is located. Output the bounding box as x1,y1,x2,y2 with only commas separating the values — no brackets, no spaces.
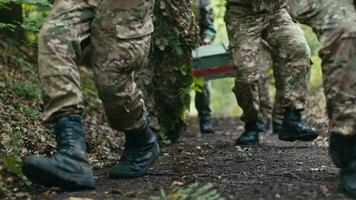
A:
190,0,323,117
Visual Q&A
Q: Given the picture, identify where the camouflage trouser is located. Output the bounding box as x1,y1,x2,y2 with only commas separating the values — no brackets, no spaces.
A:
258,40,285,124
136,65,161,133
196,0,214,121
199,0,216,38
195,81,212,121
287,0,356,135
226,5,311,123
257,40,273,122
38,0,154,131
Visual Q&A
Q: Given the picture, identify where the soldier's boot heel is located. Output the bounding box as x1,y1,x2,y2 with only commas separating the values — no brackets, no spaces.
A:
278,109,318,142
330,133,356,198
22,116,95,190
109,121,160,178
258,119,270,133
200,117,214,134
235,121,260,145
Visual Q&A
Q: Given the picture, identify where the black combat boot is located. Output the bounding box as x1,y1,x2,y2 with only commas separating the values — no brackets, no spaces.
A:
278,109,318,142
200,117,214,134
258,119,270,133
235,121,260,145
330,133,356,198
109,121,160,178
272,121,282,134
22,116,95,190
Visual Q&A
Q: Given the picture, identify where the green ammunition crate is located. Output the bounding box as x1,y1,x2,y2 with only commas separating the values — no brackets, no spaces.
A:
192,43,234,80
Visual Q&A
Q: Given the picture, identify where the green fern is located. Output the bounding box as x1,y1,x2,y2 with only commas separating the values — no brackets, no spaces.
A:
150,182,225,200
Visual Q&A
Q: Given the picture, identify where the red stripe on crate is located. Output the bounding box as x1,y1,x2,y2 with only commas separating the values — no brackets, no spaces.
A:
192,66,234,77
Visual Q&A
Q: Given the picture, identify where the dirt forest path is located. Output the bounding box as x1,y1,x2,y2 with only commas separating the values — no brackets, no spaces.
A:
30,117,350,200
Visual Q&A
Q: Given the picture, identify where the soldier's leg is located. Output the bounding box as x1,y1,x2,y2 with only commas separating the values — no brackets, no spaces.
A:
226,7,265,145
258,66,271,125
287,0,355,41
257,40,285,133
152,1,199,144
272,93,284,133
136,64,161,137
289,1,356,196
326,26,356,166
90,0,159,178
154,61,188,143
318,6,356,197
22,0,96,190
258,40,285,134
257,40,273,132
199,0,216,43
265,8,317,142
272,54,285,134
195,81,214,134
304,1,356,138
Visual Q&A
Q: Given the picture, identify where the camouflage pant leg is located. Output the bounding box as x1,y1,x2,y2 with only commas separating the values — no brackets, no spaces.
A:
260,39,286,124
322,26,356,136
265,8,311,111
258,41,273,120
90,0,154,131
227,7,310,122
258,72,271,121
195,81,212,120
199,0,216,36
288,0,356,135
272,94,285,123
136,63,161,134
318,6,356,136
287,0,355,42
226,7,265,122
38,0,97,122
272,61,287,124
258,40,285,123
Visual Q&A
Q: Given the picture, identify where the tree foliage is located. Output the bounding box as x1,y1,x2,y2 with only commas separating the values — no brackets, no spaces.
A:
0,0,50,33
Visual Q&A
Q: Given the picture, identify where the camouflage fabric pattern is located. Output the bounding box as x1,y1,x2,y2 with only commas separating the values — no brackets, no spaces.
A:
195,81,212,120
38,0,154,131
226,2,311,123
287,0,356,136
258,40,285,124
195,0,215,121
227,0,286,13
136,66,161,134
199,0,216,41
257,41,273,122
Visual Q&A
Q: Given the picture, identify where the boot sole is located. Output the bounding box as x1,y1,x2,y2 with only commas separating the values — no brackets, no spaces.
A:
279,133,318,142
338,179,356,199
235,141,259,146
23,162,95,190
109,144,160,179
